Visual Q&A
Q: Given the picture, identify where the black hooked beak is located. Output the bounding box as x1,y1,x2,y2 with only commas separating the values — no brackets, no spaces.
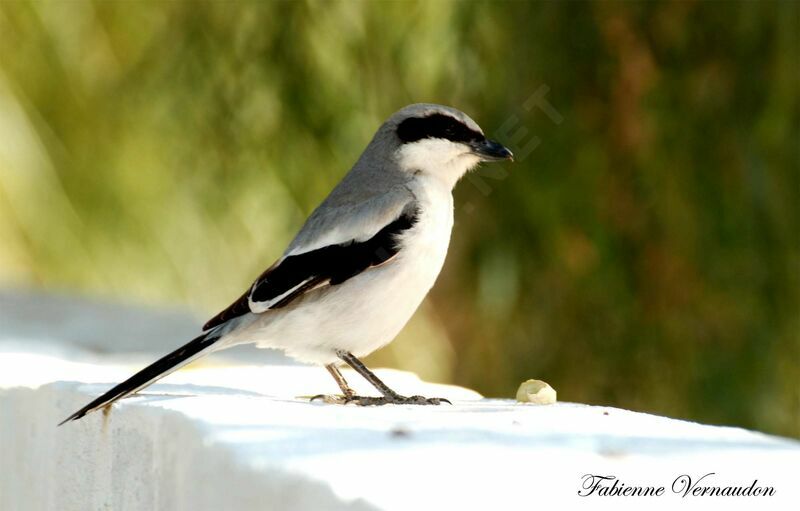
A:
469,138,514,162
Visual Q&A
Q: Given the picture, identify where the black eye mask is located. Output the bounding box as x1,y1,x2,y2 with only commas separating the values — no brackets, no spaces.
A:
396,114,485,144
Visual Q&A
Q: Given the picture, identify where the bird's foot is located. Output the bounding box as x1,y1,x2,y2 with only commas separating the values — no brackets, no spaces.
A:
345,394,451,406
310,393,451,406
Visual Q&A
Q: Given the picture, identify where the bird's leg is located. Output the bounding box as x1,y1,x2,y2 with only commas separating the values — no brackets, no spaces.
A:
326,364,357,398
338,351,402,400
310,364,358,403
335,350,450,406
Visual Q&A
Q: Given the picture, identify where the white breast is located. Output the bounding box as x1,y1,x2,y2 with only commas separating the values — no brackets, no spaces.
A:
396,175,455,289
233,175,455,365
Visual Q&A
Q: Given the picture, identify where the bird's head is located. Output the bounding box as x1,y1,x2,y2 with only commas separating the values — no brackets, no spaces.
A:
379,104,513,189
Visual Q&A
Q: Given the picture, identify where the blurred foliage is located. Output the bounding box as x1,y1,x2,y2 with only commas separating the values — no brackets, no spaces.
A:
0,1,797,437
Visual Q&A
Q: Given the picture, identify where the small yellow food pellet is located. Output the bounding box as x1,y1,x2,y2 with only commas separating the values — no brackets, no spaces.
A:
516,379,557,404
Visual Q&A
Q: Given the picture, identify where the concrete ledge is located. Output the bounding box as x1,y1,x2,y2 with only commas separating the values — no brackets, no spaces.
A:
4,293,797,510
2,352,798,511
2,384,374,511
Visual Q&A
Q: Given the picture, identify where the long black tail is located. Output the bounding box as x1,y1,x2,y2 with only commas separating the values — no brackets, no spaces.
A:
58,331,221,426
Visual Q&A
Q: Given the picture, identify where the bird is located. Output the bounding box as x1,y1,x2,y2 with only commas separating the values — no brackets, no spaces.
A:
59,103,513,425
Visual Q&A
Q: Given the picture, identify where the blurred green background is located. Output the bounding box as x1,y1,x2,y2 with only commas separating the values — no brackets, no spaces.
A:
0,0,797,437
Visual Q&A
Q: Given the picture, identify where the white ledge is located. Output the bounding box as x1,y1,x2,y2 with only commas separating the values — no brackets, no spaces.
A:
2,350,799,511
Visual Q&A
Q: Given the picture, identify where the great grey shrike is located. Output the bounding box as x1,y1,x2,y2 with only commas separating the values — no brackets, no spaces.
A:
60,103,513,424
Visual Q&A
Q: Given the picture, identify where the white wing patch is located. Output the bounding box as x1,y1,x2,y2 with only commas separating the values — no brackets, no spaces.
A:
247,277,320,312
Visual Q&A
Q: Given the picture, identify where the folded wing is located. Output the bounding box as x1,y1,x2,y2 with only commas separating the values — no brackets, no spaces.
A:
203,202,419,331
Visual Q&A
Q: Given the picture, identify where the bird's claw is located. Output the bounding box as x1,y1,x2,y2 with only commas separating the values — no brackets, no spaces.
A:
398,395,452,405
310,394,353,404
310,393,451,406
342,394,451,406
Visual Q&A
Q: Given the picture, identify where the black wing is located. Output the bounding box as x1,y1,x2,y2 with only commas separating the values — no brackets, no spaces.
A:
203,206,419,331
